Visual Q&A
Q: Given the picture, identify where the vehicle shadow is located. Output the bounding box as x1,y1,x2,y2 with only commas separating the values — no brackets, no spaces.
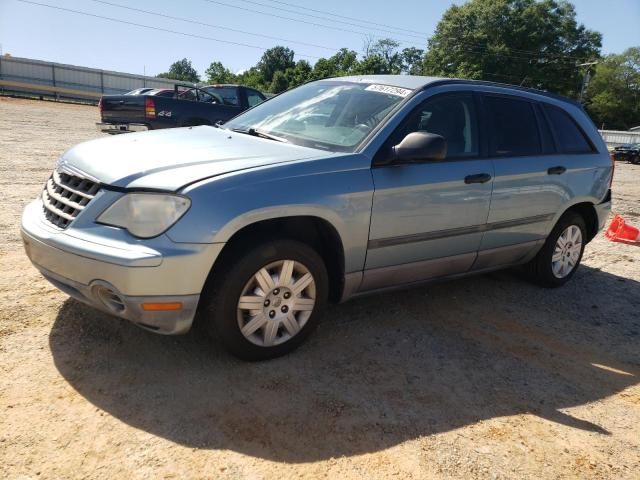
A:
49,265,640,462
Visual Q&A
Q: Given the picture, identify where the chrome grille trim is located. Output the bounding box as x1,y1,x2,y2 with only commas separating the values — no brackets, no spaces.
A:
41,170,101,229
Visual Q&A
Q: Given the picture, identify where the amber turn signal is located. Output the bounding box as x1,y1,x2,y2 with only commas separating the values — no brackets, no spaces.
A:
141,302,182,311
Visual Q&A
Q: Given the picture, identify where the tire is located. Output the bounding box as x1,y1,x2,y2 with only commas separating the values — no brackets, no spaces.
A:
524,211,587,288
201,239,328,360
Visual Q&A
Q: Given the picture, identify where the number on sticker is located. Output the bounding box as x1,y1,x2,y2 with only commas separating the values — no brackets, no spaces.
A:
364,84,413,97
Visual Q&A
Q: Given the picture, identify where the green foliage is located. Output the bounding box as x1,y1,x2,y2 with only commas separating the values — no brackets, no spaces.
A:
423,0,602,96
312,48,359,79
270,70,289,93
586,47,640,130
257,46,296,84
236,67,266,91
284,60,313,88
365,38,403,74
401,47,425,75
157,58,200,83
204,61,236,84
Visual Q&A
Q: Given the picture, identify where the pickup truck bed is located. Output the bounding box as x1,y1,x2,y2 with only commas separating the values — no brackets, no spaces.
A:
97,84,266,134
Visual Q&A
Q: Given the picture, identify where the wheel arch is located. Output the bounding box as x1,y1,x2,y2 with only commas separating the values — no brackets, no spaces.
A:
560,201,599,242
207,215,347,303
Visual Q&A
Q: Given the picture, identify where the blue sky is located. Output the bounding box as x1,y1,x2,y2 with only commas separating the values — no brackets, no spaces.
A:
1,0,638,77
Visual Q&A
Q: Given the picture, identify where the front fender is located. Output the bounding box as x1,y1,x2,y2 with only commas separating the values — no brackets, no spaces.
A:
167,156,374,273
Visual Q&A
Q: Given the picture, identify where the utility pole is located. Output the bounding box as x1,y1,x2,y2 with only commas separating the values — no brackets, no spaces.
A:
578,61,598,104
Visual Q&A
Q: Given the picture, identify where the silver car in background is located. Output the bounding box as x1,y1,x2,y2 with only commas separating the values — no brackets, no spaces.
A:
21,75,613,360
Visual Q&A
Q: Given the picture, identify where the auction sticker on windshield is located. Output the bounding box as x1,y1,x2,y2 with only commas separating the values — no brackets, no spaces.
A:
365,84,413,97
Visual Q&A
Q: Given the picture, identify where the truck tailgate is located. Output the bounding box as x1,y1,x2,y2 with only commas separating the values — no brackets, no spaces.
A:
100,95,146,123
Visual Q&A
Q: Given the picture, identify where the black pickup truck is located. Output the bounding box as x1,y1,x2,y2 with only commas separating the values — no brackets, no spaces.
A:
96,84,266,134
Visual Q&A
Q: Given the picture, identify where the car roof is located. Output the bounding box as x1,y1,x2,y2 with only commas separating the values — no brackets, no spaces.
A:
322,74,581,107
323,75,446,90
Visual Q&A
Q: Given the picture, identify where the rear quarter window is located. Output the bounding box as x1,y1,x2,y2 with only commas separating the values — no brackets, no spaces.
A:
543,104,594,154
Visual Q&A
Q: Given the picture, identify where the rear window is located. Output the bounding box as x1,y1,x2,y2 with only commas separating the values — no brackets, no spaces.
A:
204,86,240,106
485,96,541,157
544,104,593,154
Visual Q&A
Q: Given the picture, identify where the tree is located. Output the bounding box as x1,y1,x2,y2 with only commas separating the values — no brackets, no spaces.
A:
354,55,390,75
423,0,602,96
312,48,359,79
236,67,266,91
586,47,640,130
204,61,236,84
157,58,200,83
270,70,289,94
401,47,425,75
285,60,313,88
361,38,403,74
257,46,296,84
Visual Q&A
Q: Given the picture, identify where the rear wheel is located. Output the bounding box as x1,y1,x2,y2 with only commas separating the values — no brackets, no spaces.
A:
201,239,328,360
524,211,586,287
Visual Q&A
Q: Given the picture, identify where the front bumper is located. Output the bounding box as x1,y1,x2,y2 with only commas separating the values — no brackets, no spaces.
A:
96,122,149,134
21,200,223,334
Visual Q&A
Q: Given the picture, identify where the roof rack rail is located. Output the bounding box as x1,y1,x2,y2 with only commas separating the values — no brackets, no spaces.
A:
423,79,582,108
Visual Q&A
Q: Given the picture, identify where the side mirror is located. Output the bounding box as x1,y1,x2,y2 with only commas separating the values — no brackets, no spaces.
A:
392,131,447,163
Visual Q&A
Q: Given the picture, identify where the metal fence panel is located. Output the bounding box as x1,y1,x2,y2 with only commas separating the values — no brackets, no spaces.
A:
0,55,190,100
599,130,640,147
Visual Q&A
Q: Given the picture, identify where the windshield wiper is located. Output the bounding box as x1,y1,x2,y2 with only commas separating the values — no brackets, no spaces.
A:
230,127,288,143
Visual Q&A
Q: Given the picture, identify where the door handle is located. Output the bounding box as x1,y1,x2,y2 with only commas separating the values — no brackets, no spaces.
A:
547,166,567,175
464,173,492,184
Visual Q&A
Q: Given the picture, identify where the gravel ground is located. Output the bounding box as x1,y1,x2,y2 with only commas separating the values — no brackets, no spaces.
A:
0,97,639,480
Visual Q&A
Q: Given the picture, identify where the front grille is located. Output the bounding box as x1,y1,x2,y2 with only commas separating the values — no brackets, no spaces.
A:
41,170,101,228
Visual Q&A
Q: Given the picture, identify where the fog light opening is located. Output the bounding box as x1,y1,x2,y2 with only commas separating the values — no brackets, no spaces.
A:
92,284,126,314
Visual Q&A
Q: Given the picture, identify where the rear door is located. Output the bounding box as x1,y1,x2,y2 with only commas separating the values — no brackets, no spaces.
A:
474,93,567,269
363,92,494,290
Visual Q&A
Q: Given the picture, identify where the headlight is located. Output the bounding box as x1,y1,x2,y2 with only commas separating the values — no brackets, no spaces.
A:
97,193,191,238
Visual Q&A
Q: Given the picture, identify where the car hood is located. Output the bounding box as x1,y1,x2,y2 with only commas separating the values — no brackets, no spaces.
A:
60,126,334,190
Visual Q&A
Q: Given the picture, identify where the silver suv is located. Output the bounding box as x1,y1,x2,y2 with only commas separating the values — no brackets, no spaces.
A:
22,75,613,360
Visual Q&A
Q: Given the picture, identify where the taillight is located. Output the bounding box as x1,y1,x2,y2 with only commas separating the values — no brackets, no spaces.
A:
144,97,156,119
98,97,103,112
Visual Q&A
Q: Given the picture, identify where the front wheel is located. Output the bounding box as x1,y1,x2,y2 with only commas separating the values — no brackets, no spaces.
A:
201,239,328,360
524,212,587,288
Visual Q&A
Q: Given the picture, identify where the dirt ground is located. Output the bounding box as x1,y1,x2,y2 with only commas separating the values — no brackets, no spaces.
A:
1,96,639,480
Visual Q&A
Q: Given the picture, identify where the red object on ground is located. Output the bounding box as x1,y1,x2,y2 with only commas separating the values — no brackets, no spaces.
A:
605,215,640,243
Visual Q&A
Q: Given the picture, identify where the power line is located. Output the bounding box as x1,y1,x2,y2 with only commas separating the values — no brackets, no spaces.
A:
260,0,428,36
447,41,587,64
15,0,590,73
200,0,423,47
232,0,426,41
15,0,324,60
89,0,338,52
440,39,591,62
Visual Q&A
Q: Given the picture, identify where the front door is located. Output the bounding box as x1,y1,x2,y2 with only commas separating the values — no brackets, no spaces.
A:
363,93,494,291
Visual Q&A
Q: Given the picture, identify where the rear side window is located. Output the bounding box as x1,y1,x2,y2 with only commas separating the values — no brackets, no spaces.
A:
485,96,541,157
544,104,593,154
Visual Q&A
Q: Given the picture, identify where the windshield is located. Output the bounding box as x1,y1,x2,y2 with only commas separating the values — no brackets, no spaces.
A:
224,81,412,152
